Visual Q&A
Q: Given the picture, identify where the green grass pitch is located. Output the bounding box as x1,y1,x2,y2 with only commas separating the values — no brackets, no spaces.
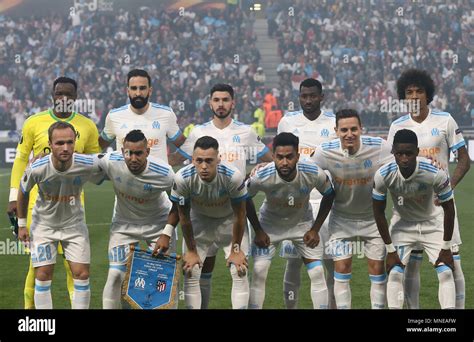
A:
0,165,472,309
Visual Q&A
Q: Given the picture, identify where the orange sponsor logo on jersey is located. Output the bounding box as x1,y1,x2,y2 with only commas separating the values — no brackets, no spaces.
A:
117,190,151,205
147,138,159,147
299,147,315,156
419,147,440,158
221,152,242,163
334,176,373,186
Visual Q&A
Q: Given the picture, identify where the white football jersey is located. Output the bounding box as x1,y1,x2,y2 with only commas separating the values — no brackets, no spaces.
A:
171,162,248,218
178,119,269,176
387,108,466,170
95,152,174,225
373,157,454,222
277,110,337,158
247,160,334,229
312,136,393,219
100,102,182,161
278,110,336,202
20,154,99,228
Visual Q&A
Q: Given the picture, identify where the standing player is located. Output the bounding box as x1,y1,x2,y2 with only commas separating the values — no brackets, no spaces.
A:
96,130,176,309
373,129,456,309
246,133,335,309
388,69,470,309
168,83,272,308
17,122,99,309
99,69,186,161
171,136,249,309
312,109,393,309
7,77,101,309
277,78,337,309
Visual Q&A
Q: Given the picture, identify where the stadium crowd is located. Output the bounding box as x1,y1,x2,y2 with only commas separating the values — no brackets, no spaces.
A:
0,1,473,132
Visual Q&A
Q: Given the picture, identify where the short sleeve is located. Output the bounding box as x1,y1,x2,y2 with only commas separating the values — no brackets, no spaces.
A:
372,169,387,201
229,170,248,203
433,169,453,203
100,112,116,142
20,166,36,194
166,109,182,142
170,171,190,204
446,115,466,153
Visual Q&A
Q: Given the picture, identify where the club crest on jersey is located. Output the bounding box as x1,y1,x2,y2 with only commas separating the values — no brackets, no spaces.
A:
233,135,241,143
144,183,153,192
152,121,160,129
73,176,82,186
363,159,373,169
320,129,329,137
431,128,440,136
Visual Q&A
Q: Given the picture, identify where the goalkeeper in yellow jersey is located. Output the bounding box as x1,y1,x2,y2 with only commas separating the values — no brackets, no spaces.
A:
6,77,101,309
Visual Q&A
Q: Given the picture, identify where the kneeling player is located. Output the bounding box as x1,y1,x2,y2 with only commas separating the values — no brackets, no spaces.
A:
247,133,335,309
97,130,176,309
373,129,456,309
17,122,99,309
171,136,249,309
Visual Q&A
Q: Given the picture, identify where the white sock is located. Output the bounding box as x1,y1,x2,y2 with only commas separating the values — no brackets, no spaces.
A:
436,265,456,309
72,278,90,309
387,266,404,309
324,259,336,309
306,261,328,309
334,271,351,309
453,255,465,309
34,279,53,309
200,273,212,309
249,259,271,309
283,258,302,309
404,253,422,309
184,265,202,309
369,273,387,309
103,266,126,309
230,264,249,309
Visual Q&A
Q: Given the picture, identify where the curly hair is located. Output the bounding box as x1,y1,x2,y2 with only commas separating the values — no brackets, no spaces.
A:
396,69,435,104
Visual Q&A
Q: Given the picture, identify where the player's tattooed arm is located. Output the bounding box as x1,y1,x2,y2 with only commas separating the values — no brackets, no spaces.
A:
450,146,470,189
246,198,269,248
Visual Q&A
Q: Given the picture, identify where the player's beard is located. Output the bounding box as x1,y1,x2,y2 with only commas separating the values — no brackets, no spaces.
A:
130,95,149,109
211,107,232,120
277,165,296,179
